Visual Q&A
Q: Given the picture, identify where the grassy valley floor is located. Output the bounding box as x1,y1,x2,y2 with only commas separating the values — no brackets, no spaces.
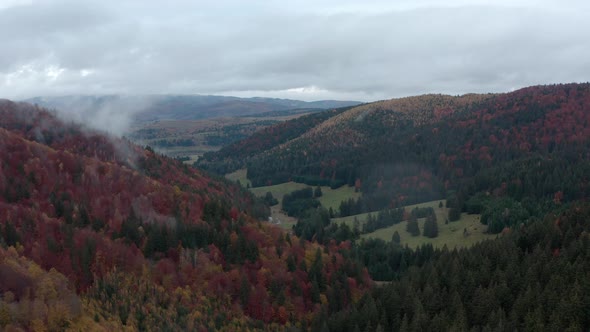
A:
227,170,493,248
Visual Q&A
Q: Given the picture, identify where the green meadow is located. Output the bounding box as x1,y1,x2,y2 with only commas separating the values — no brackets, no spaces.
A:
333,200,494,249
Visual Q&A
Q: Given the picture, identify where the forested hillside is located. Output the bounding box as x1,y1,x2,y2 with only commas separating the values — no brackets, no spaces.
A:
322,202,590,331
241,93,493,188
198,105,359,174
0,100,370,331
206,84,590,227
5,83,590,331
205,83,590,331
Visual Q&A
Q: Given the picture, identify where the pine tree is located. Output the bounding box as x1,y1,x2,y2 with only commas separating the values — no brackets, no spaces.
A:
314,186,323,198
448,208,461,222
353,217,360,237
399,314,409,332
406,219,420,236
311,279,321,303
423,214,439,238
391,231,401,244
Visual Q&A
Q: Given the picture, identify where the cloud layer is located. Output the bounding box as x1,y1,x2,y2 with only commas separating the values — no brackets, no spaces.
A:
1,0,589,101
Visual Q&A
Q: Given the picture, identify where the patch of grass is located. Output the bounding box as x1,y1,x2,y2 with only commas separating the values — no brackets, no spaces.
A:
249,182,310,203
332,200,447,228
317,185,362,212
250,182,362,211
225,169,251,187
247,182,362,230
333,200,494,249
268,207,299,230
361,213,492,249
332,212,372,228
248,182,312,230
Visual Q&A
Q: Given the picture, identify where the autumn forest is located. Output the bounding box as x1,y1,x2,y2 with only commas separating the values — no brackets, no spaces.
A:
2,83,590,331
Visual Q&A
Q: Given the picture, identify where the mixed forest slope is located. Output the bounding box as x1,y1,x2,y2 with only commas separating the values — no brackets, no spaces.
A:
4,84,590,331
0,100,370,331
207,84,590,229
324,202,590,331
198,105,360,174
197,84,590,331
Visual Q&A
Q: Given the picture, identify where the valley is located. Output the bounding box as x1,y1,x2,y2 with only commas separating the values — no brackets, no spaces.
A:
247,178,362,230
127,112,311,162
28,94,360,164
200,83,590,329
2,83,590,331
236,169,489,249
4,1,589,330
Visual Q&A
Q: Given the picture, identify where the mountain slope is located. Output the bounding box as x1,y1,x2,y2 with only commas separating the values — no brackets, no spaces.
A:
323,202,590,331
198,104,361,174
205,83,590,224
0,100,370,330
244,92,496,187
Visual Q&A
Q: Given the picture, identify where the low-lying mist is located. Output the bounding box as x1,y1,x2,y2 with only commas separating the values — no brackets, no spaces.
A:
28,95,156,137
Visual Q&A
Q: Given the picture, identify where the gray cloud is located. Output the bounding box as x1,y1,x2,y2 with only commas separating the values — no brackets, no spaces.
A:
1,0,589,101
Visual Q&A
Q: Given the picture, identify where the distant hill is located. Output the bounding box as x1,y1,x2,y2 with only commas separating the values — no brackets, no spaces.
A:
198,104,361,174
0,100,369,330
25,94,362,123
202,83,590,230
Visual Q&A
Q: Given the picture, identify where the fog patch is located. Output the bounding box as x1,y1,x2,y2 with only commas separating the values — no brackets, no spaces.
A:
34,95,156,137
22,96,152,169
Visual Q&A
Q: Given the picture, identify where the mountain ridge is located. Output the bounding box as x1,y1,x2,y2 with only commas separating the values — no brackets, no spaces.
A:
24,94,362,123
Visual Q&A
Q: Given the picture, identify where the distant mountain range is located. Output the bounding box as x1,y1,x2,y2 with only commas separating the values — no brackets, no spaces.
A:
24,94,362,123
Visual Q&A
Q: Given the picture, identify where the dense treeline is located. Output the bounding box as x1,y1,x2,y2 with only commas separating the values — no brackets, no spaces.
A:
338,197,364,217
362,208,405,233
295,199,561,288
322,203,590,331
292,202,445,281
282,187,316,217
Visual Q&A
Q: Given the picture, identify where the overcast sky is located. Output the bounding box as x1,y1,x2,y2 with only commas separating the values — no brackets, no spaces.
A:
1,0,589,102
